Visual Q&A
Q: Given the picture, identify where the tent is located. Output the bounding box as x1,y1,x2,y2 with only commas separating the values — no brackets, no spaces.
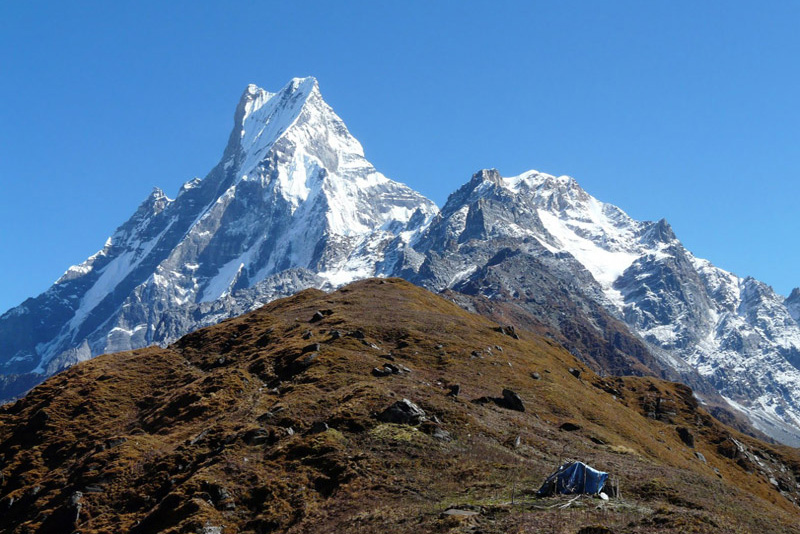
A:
536,461,609,496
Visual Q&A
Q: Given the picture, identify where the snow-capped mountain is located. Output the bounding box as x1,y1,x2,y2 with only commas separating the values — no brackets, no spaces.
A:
0,77,436,396
3,78,800,446
395,168,800,444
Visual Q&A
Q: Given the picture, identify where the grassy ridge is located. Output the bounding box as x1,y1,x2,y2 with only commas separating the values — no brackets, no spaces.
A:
1,278,799,533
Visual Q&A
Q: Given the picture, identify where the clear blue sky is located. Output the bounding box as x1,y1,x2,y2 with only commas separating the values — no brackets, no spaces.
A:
1,1,799,313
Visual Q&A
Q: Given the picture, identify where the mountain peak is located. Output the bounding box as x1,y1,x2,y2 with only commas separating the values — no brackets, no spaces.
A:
471,168,504,186
239,77,320,119
225,77,323,163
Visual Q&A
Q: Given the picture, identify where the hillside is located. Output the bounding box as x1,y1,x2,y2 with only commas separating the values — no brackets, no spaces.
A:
2,279,800,533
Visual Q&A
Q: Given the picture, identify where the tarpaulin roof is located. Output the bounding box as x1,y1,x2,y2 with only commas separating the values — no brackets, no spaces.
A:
536,461,609,496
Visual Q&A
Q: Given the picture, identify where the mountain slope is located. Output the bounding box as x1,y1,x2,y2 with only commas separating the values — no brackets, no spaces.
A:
0,78,436,390
3,79,800,448
396,168,800,445
2,279,800,534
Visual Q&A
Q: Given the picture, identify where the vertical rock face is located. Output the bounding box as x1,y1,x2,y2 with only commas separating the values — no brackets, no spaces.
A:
0,77,437,385
3,81,800,446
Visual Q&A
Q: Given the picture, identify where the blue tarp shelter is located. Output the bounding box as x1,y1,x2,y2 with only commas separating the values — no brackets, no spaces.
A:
536,461,609,496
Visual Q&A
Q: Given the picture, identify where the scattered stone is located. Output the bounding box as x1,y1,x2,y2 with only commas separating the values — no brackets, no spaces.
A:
84,485,104,494
329,330,342,340
569,367,582,379
379,353,395,361
495,325,520,339
292,352,318,372
495,345,503,352
203,483,236,510
70,491,83,523
310,311,325,323
470,350,482,359
435,344,444,350
590,436,606,445
695,451,707,463
189,429,209,446
372,367,391,377
244,428,270,445
432,427,452,442
446,384,460,397
531,372,541,380
513,435,521,448
349,330,366,339
383,363,401,374
257,403,287,423
559,422,582,432
500,389,525,412
442,508,479,517
677,426,695,448
377,399,427,425
301,330,313,340
285,427,295,436
713,467,722,477
308,421,329,434
301,343,320,354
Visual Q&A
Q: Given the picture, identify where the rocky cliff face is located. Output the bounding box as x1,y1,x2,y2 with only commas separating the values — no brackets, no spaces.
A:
3,79,800,446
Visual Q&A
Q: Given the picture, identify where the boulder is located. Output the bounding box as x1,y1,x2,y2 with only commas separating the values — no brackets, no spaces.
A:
243,428,271,446
288,353,318,375
377,399,426,425
676,426,695,448
308,421,329,434
301,343,320,354
501,389,525,412
495,325,520,339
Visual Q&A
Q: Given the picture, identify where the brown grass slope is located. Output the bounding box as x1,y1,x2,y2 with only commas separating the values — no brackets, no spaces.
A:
1,278,800,533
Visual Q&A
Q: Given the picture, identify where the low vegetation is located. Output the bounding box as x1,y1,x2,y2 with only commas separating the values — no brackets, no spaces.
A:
1,278,799,533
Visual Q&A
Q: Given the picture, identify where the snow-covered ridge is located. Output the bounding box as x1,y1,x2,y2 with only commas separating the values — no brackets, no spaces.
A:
457,168,800,444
